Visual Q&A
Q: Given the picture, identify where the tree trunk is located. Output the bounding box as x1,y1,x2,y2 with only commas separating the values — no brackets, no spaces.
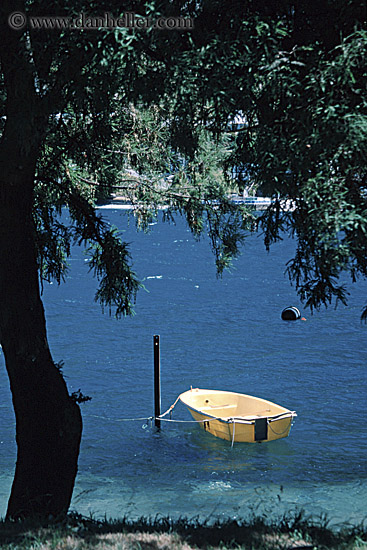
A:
0,116,82,521
0,1,83,519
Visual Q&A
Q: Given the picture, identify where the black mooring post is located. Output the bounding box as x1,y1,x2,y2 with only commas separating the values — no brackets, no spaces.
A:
154,334,161,430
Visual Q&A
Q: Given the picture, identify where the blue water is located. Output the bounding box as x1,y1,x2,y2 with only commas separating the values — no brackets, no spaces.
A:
0,209,366,525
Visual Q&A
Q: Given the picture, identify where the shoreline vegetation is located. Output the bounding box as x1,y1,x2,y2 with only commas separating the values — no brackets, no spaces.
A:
0,512,366,550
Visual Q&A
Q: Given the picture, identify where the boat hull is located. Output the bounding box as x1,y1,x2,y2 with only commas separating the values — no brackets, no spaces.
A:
179,388,296,443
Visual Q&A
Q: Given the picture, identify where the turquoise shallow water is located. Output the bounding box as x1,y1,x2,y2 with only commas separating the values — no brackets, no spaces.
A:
0,210,366,524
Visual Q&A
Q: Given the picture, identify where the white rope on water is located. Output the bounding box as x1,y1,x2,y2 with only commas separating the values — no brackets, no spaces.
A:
87,412,225,425
85,396,182,424
86,413,227,425
86,397,296,434
87,413,155,423
230,419,236,448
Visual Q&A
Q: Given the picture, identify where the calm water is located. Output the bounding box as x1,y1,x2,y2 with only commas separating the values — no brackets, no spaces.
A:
0,209,366,524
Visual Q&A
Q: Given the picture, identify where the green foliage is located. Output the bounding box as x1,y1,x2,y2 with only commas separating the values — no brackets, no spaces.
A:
35,76,255,294
234,28,367,317
87,229,141,318
17,0,262,316
3,0,367,319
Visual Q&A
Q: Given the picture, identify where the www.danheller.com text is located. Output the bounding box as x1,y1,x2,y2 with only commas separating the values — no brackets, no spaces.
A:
8,11,195,31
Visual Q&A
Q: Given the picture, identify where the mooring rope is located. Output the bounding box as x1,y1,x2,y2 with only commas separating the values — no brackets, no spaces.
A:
87,413,155,423
268,411,297,422
87,398,295,435
267,418,293,436
85,396,182,424
86,412,223,425
158,395,181,419
158,416,222,423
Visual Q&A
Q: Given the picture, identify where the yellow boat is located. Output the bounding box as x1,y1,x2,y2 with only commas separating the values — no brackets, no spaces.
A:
179,388,296,443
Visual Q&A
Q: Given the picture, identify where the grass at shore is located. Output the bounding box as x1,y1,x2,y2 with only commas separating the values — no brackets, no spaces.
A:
0,511,366,550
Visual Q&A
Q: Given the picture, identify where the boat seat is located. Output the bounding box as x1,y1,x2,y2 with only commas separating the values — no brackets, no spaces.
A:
200,404,236,411
234,415,265,421
235,409,272,417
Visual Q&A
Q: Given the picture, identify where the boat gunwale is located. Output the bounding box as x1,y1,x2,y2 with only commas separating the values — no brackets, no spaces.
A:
179,389,296,424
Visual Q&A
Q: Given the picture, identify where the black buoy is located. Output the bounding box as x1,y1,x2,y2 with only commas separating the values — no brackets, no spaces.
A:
281,306,301,321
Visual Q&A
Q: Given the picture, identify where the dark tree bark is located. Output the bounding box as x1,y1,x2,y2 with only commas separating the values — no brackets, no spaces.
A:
0,2,82,519
0,106,83,522
0,114,83,522
0,170,82,519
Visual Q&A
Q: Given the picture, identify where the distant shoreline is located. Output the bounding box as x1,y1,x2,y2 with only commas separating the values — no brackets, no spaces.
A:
96,195,296,211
